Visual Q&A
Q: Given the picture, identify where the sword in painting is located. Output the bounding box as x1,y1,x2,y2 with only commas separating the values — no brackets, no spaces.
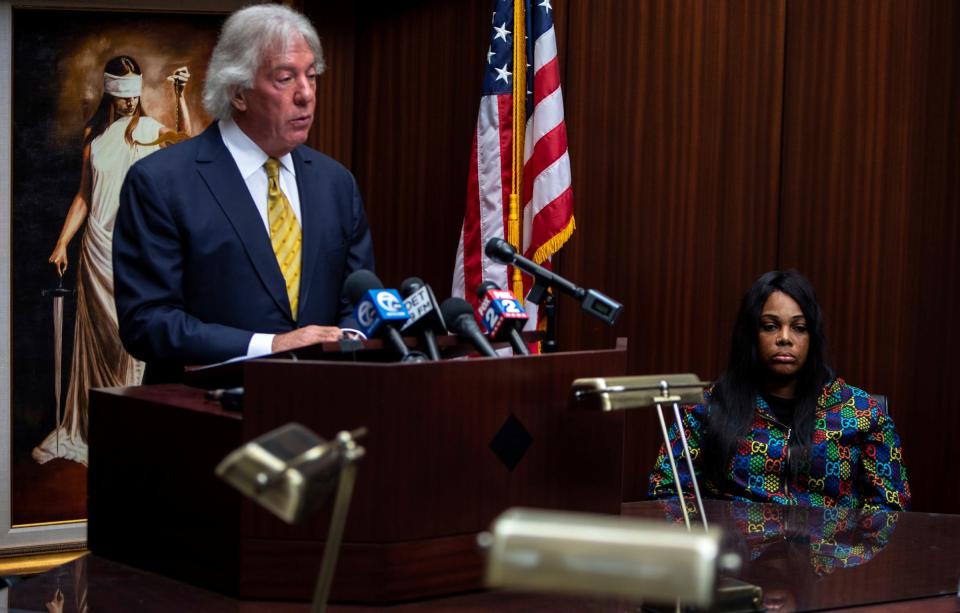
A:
42,274,73,456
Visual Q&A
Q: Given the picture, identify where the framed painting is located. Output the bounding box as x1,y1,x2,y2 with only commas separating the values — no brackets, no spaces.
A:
0,0,248,555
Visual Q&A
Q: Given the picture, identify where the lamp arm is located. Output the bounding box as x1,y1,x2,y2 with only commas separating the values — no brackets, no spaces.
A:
311,460,360,613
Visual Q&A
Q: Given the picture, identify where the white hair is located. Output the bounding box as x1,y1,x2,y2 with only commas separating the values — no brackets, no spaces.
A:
202,4,325,121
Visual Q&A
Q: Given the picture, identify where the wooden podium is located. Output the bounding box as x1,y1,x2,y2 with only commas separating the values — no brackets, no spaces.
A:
87,341,627,603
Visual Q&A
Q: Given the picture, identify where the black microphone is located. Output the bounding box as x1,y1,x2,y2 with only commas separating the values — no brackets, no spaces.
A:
343,270,424,362
399,277,446,361
439,297,498,358
484,237,623,325
476,281,530,356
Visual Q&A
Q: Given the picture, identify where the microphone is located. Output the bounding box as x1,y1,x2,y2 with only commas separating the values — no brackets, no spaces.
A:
343,270,421,361
399,277,447,361
476,282,530,356
439,297,498,358
485,237,623,325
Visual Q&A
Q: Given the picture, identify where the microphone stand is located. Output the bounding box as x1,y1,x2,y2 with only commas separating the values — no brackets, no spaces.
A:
542,290,558,353
489,239,622,326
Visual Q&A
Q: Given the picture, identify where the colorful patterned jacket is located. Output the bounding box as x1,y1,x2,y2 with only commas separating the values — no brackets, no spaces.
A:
648,378,911,511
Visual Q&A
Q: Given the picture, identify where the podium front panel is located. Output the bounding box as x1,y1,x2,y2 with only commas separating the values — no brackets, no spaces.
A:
89,346,627,602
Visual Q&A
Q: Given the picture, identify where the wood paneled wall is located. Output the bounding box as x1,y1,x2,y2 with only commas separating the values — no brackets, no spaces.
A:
559,0,787,501
778,0,960,513
303,1,960,513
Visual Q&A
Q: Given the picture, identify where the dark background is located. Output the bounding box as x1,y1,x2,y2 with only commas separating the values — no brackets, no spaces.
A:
300,0,959,513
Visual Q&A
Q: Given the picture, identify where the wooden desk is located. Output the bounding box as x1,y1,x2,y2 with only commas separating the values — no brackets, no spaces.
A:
10,501,960,612
87,347,627,602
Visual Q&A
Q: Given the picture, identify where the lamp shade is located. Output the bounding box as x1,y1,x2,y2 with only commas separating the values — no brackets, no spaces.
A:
215,423,353,524
481,507,735,606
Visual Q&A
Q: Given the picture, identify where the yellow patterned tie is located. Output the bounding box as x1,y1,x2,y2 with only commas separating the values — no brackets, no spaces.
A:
264,158,302,319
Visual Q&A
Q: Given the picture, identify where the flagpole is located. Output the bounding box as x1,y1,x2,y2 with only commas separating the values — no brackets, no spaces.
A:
509,0,526,301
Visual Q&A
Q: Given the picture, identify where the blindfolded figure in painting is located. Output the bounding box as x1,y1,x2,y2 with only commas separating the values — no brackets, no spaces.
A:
33,55,192,465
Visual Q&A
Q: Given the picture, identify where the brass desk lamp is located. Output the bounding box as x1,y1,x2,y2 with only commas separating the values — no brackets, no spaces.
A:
215,423,366,613
480,507,736,607
572,374,711,530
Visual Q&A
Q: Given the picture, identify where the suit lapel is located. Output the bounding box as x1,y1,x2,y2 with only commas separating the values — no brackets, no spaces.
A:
196,123,292,320
293,147,322,314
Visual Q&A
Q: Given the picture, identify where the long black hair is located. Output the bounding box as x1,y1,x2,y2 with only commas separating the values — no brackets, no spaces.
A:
83,56,147,146
703,270,833,484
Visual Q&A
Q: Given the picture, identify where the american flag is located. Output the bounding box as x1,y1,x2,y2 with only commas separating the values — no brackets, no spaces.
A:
452,0,575,333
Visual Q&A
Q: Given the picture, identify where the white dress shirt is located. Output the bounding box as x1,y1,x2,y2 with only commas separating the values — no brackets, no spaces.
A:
219,119,302,359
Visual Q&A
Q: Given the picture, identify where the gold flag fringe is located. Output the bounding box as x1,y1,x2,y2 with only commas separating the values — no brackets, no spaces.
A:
531,215,576,266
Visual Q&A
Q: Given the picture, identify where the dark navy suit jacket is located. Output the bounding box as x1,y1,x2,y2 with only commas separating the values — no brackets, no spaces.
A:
113,122,374,379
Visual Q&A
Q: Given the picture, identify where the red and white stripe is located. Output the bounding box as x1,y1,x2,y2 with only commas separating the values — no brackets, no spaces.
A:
520,23,573,322
453,13,574,332
453,93,513,309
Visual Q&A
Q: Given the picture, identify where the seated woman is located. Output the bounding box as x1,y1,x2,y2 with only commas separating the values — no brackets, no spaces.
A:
648,270,910,511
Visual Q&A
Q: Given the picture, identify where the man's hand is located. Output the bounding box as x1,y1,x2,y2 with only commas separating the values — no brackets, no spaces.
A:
272,326,342,353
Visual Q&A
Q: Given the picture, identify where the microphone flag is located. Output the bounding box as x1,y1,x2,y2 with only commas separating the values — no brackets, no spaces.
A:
401,285,440,331
478,288,528,339
354,289,409,339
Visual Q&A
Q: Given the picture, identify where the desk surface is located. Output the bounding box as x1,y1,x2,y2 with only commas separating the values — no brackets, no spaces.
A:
625,499,960,611
7,500,960,612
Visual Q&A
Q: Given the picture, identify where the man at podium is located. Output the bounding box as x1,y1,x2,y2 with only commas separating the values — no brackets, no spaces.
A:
113,4,375,383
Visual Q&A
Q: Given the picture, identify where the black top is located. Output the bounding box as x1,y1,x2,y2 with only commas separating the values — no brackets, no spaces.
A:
762,393,796,426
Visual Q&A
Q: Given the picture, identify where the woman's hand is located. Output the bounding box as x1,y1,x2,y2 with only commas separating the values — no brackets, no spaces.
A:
169,66,190,99
49,243,68,276
44,588,64,613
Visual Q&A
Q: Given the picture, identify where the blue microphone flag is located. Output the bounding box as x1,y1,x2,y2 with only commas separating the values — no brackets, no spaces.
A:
354,289,410,338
